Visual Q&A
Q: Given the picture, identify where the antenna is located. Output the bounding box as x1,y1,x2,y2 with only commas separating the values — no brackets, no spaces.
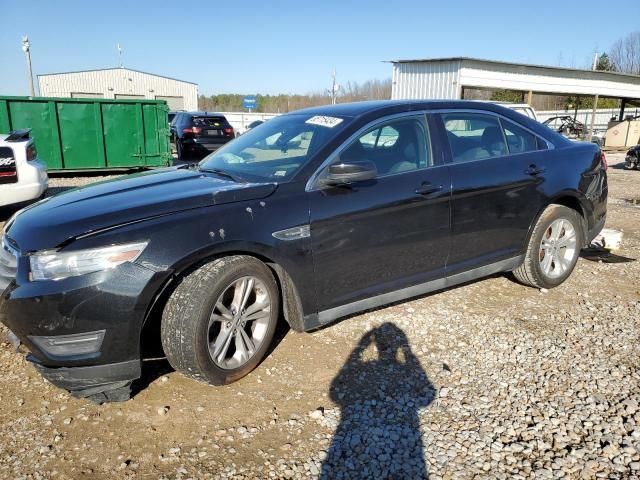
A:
117,43,123,68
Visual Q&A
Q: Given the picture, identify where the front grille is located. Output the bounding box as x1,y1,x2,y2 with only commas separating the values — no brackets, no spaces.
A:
0,236,18,292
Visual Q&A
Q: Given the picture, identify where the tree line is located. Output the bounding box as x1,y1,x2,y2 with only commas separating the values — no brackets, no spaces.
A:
198,78,391,112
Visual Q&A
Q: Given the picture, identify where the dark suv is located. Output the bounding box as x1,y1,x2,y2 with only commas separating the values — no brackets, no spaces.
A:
170,112,235,159
0,101,607,403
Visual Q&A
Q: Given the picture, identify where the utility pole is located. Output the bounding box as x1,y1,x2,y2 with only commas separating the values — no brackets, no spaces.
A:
587,52,599,142
21,36,35,96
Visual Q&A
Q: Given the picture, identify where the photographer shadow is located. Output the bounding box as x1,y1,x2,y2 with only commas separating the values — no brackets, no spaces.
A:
321,322,436,479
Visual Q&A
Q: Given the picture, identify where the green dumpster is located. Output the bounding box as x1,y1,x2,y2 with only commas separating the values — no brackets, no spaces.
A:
0,96,171,171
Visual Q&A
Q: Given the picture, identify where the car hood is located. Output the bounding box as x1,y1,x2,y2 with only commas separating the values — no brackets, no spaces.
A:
6,167,277,251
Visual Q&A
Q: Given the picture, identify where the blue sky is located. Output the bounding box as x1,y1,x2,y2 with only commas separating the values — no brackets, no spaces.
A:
1,0,638,96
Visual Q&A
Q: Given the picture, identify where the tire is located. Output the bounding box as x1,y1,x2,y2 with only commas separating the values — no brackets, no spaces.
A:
513,204,584,289
161,255,280,386
176,140,185,161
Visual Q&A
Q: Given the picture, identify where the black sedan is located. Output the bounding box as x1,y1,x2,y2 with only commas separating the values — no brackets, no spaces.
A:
0,100,608,402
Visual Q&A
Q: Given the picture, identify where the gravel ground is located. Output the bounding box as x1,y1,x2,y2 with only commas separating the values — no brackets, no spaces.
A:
0,153,639,479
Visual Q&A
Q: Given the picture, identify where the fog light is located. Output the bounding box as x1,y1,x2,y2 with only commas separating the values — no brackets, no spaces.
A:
29,330,105,359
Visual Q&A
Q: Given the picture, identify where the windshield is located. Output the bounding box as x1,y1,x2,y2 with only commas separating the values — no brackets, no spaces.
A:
199,114,350,182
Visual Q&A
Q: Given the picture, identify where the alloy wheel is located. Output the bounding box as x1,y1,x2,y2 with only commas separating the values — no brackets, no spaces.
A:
538,219,578,279
207,276,272,369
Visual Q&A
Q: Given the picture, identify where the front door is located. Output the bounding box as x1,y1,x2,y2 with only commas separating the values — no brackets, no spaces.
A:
308,114,451,313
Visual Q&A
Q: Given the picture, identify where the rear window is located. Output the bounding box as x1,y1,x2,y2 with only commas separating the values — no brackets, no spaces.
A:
0,146,17,184
193,116,227,127
0,146,14,158
443,113,508,162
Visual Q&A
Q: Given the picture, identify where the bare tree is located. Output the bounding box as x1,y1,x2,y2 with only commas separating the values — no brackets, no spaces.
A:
609,31,640,75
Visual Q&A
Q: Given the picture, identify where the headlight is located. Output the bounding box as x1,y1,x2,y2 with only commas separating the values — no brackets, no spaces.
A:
29,241,148,281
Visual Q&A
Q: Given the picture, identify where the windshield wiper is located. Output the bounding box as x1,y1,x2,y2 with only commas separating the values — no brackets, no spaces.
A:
199,167,246,183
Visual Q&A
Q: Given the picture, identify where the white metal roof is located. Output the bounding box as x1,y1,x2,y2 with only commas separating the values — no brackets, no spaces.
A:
37,67,197,85
390,57,640,101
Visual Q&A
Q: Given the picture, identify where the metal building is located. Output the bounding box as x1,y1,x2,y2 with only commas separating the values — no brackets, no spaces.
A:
390,57,640,119
38,67,198,111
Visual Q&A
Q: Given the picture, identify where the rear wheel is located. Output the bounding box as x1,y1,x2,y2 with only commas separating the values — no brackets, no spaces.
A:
176,140,184,161
513,204,583,289
161,256,279,385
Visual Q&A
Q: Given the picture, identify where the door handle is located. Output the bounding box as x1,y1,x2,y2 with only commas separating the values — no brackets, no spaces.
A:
525,165,546,176
415,184,443,196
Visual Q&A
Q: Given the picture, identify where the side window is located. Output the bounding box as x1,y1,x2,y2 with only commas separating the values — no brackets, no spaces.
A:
340,116,430,176
443,113,507,163
501,119,538,154
536,137,548,150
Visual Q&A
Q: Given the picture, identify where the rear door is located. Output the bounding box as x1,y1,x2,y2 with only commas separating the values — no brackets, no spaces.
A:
308,114,451,313
438,111,550,274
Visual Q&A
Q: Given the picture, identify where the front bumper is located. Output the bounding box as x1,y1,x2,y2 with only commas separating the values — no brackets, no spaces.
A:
0,257,168,397
31,356,140,400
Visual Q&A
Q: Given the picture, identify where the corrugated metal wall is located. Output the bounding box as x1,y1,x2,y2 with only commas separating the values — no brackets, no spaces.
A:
459,60,640,98
391,60,462,100
392,59,640,102
38,68,198,110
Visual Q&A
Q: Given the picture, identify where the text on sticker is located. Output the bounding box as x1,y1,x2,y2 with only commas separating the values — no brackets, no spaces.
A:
305,116,344,128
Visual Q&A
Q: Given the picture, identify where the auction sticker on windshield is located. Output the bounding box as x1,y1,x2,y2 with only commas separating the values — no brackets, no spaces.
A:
305,116,343,128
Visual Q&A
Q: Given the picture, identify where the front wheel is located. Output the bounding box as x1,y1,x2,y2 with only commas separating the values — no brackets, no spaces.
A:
161,256,280,385
513,205,584,289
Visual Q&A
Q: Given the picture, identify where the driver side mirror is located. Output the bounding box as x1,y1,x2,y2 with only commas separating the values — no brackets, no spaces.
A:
319,160,378,187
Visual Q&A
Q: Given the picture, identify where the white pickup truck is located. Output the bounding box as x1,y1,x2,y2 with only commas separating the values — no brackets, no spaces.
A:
0,129,48,207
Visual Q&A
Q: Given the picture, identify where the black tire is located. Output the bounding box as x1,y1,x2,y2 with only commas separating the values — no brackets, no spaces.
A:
161,255,280,386
624,156,638,170
176,140,185,161
513,204,584,289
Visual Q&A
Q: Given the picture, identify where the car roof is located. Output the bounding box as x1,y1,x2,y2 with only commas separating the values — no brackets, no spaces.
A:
289,100,572,148
288,99,521,118
183,112,227,117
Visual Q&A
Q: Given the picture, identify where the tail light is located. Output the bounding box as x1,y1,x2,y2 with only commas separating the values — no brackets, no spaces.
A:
183,127,201,134
27,144,37,161
224,127,234,136
600,151,608,171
